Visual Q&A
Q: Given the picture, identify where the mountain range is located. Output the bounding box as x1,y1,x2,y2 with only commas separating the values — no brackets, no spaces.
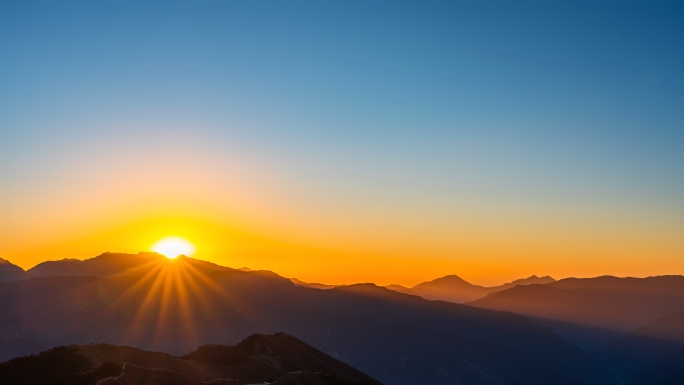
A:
1,254,554,305
1,252,683,385
385,274,556,303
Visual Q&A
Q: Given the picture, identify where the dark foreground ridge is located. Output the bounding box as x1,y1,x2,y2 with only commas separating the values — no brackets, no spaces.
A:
0,332,381,385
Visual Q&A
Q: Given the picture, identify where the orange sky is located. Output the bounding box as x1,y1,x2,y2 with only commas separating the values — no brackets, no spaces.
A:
1,132,681,287
2,3,684,286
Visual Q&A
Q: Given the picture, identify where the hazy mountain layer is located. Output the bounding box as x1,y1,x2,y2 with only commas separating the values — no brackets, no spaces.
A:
469,276,684,349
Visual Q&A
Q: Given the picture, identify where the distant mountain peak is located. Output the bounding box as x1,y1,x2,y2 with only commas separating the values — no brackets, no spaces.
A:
431,274,468,282
413,274,478,290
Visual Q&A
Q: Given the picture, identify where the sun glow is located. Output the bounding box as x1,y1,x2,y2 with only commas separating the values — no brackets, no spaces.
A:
151,237,196,259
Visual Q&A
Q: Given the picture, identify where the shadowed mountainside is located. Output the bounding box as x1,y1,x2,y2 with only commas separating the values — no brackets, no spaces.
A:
386,274,555,303
0,333,379,385
0,253,605,385
469,276,684,350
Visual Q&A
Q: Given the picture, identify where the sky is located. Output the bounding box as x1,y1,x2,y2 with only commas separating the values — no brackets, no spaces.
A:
0,1,682,286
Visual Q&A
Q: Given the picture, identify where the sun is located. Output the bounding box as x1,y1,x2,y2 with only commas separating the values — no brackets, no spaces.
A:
151,236,196,259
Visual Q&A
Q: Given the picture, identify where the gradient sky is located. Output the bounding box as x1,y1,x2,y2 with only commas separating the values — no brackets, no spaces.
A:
1,1,683,286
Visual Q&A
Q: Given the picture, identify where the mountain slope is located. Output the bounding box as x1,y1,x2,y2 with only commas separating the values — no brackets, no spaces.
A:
0,258,29,282
0,254,605,385
469,276,684,349
0,333,379,385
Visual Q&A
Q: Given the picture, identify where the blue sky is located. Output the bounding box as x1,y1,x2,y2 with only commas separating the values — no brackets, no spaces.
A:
0,1,682,283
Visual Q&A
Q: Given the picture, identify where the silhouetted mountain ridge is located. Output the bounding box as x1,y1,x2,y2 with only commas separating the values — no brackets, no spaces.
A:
26,252,236,279
0,258,29,282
